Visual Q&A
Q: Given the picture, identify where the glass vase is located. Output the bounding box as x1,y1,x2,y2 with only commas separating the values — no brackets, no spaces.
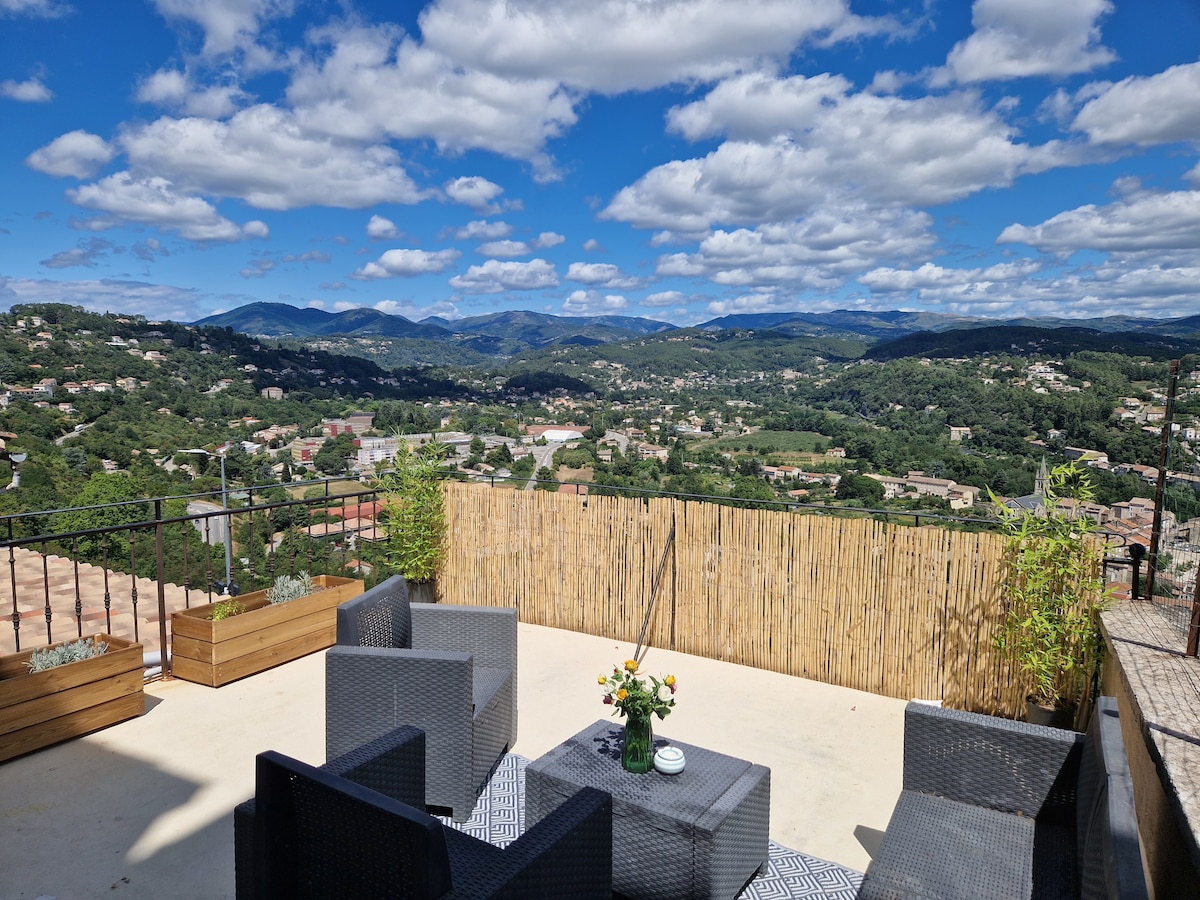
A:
622,710,654,773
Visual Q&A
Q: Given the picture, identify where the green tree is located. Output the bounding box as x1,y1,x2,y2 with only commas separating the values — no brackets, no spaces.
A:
51,473,149,556
835,475,885,506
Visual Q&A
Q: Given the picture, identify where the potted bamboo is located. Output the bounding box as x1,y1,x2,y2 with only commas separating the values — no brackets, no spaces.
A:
171,571,363,686
0,634,144,763
992,462,1109,729
378,440,448,604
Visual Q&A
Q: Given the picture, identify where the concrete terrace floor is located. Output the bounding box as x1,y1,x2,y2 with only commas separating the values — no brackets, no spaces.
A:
0,622,908,900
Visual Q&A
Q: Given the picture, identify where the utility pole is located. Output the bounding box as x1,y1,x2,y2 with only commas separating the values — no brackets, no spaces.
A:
1147,360,1179,602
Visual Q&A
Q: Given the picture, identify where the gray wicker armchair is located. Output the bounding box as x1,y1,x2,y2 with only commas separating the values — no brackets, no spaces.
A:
858,697,1149,900
326,575,517,821
235,725,613,899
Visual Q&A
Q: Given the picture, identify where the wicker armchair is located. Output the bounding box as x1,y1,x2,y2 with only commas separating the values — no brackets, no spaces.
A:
235,726,613,900
326,575,517,821
858,697,1148,900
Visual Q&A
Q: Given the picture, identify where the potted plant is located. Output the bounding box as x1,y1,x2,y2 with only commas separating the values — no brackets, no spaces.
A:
991,462,1109,728
378,439,448,604
0,634,144,762
171,571,363,687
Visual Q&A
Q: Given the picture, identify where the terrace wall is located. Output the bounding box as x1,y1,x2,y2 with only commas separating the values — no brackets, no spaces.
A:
441,483,1027,717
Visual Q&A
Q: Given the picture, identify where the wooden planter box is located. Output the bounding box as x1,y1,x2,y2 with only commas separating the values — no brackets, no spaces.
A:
0,634,145,764
171,576,364,687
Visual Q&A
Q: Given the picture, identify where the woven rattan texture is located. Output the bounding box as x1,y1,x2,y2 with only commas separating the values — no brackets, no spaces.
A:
237,732,613,899
234,727,429,899
859,699,1149,900
325,577,518,821
526,719,770,900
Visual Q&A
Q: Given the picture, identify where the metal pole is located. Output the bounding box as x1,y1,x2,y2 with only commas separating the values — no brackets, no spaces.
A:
221,454,232,585
154,498,170,678
1147,360,1179,601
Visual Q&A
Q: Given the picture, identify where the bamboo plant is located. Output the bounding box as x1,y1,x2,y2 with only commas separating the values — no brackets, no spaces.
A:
378,440,448,585
991,462,1110,716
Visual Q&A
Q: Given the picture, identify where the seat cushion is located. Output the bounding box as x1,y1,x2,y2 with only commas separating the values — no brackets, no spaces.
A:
859,790,1076,900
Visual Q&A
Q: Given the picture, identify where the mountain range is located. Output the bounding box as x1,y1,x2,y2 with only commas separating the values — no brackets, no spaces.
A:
194,302,1200,363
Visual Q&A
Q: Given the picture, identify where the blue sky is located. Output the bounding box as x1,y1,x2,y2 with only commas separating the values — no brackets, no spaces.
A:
2,0,1199,327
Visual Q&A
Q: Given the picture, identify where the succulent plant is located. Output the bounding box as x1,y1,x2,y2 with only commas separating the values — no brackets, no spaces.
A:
265,570,315,605
26,637,108,673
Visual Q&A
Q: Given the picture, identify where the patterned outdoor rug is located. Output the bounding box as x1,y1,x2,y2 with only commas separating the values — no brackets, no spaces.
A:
437,753,864,900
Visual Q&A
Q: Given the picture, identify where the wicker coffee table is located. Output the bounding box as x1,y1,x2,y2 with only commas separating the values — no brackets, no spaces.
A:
525,719,770,900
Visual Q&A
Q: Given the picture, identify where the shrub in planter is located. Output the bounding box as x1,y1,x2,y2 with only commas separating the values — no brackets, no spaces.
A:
172,574,363,687
991,462,1109,726
378,440,448,596
1,634,144,762
26,637,108,673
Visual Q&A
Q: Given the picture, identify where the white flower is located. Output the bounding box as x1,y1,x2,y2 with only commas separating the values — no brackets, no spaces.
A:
657,683,673,703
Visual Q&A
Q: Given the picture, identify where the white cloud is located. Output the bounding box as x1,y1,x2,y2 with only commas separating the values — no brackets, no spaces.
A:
374,298,460,320
136,68,243,117
1,77,52,102
652,206,934,290
281,250,329,264
418,0,890,94
565,262,641,289
367,214,398,240
455,219,512,240
132,238,169,261
151,0,295,56
643,290,688,308
854,258,1200,319
0,0,69,17
67,172,261,242
240,258,274,278
997,188,1200,253
478,240,530,257
859,260,1043,292
0,275,212,322
444,176,504,213
562,289,629,316
1070,62,1200,147
119,107,427,210
26,130,115,178
352,248,462,279
582,238,603,251
41,237,116,269
287,24,575,171
704,290,797,317
242,220,269,239
938,0,1115,85
448,258,558,293
610,73,1066,232
531,231,565,248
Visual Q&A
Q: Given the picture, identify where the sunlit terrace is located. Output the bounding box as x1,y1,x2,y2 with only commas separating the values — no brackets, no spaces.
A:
2,483,1198,898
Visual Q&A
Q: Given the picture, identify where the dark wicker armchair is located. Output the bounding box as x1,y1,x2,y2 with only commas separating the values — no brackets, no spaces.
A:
858,697,1149,900
326,575,518,821
234,726,612,900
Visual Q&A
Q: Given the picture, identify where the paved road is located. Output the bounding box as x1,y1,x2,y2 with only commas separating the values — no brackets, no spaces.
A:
524,442,559,490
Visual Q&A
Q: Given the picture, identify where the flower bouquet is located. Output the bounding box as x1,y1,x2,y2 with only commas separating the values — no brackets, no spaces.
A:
599,659,677,772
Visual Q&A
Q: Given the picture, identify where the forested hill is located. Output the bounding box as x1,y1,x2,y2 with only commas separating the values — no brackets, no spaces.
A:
864,325,1200,361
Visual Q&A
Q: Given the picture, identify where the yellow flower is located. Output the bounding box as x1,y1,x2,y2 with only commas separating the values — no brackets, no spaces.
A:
623,659,639,673
597,674,608,684
664,675,676,686
617,688,628,701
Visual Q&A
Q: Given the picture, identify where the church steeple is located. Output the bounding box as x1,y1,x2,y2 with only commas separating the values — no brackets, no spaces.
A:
1034,457,1049,497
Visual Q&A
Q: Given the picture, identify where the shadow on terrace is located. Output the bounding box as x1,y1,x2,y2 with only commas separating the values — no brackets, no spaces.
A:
0,482,1197,898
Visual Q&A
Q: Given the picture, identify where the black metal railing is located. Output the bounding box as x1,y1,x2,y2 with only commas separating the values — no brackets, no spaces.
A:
0,471,1166,661
1,479,391,656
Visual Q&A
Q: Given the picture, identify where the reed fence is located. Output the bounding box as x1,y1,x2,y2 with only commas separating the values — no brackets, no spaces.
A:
440,482,1028,717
